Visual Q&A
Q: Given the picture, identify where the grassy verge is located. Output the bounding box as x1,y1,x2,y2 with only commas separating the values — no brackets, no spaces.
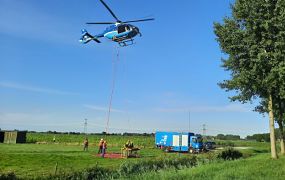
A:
127,153,285,180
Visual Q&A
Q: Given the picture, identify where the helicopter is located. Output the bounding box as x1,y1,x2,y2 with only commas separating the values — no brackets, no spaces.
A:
79,0,154,47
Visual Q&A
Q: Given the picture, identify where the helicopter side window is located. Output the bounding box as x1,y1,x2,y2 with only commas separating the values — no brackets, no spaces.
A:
118,25,131,33
118,25,126,33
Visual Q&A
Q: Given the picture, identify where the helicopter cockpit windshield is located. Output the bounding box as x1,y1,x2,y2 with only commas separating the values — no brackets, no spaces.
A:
118,24,131,33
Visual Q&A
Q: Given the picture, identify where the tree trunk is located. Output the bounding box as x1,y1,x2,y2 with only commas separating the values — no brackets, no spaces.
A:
281,137,285,155
278,100,285,155
268,94,278,159
277,121,285,155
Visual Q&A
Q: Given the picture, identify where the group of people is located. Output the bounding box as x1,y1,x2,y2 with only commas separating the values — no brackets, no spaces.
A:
83,138,136,158
82,138,107,157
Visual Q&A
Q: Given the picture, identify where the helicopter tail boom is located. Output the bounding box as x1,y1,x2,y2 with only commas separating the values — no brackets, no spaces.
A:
79,29,101,44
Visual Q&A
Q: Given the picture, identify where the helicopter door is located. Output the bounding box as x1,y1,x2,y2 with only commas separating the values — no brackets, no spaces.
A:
118,25,130,33
118,25,126,33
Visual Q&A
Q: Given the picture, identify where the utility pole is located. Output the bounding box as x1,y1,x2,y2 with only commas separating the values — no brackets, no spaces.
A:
202,124,206,137
188,110,191,132
84,118,88,136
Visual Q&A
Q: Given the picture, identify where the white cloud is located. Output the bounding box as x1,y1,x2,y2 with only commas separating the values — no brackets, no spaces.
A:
84,104,124,113
0,81,78,95
154,104,251,113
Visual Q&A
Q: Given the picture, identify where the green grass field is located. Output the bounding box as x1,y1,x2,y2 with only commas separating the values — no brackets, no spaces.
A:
0,133,182,178
0,144,168,178
1,133,284,179
127,154,285,180
0,144,125,178
26,132,154,147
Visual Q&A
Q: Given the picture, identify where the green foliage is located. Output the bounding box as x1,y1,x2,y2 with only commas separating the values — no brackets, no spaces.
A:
0,172,17,180
214,0,285,103
45,156,197,180
246,128,285,142
214,0,285,158
129,154,285,180
216,134,240,140
246,133,270,142
217,148,243,161
118,156,197,176
46,166,114,180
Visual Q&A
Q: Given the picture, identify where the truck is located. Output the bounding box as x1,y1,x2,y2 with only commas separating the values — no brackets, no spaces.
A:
155,131,204,153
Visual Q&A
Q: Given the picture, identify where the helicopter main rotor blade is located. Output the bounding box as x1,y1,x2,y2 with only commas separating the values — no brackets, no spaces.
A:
99,0,121,22
86,22,115,25
122,18,155,23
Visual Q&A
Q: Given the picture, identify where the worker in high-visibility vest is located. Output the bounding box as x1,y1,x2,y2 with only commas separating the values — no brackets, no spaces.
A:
98,138,104,154
125,140,134,149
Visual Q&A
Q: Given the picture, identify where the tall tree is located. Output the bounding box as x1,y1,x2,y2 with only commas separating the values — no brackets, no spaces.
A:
214,0,285,159
256,97,285,155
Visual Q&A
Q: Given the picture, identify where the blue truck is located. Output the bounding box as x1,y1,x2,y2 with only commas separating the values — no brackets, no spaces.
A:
155,131,204,153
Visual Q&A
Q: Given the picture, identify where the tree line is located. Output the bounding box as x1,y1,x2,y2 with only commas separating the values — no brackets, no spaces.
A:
246,128,285,142
214,0,285,158
216,134,241,140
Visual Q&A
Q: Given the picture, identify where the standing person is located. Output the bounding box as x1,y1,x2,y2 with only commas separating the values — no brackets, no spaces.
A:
83,138,89,151
125,140,134,149
101,140,107,158
98,139,104,154
53,136,56,143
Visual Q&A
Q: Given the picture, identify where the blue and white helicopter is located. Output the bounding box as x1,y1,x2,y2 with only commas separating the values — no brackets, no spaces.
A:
79,0,154,47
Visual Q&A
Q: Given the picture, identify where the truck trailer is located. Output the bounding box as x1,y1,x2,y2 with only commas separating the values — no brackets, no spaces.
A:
155,131,203,153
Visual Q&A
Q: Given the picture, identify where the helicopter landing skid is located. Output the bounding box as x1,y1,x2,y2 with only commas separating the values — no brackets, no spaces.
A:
118,39,135,47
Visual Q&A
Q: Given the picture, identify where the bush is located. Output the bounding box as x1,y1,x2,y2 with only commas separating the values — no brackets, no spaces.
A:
45,166,115,180
117,156,197,177
217,148,243,160
0,172,17,180
47,157,198,180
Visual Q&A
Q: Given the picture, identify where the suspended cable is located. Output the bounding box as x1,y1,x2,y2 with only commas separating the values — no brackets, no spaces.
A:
105,46,120,133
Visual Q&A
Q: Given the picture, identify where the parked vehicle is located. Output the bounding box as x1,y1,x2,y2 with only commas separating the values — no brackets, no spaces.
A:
204,141,216,150
155,131,204,153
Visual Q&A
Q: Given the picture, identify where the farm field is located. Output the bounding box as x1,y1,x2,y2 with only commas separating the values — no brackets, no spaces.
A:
26,132,154,147
0,133,188,179
0,132,279,179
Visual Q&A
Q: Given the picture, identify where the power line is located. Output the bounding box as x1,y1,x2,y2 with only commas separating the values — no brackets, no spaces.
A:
106,46,120,133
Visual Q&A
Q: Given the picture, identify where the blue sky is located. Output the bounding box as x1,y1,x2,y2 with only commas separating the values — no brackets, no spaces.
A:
0,0,270,137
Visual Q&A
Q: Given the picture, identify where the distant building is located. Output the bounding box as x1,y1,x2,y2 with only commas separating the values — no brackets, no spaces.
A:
0,131,27,144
